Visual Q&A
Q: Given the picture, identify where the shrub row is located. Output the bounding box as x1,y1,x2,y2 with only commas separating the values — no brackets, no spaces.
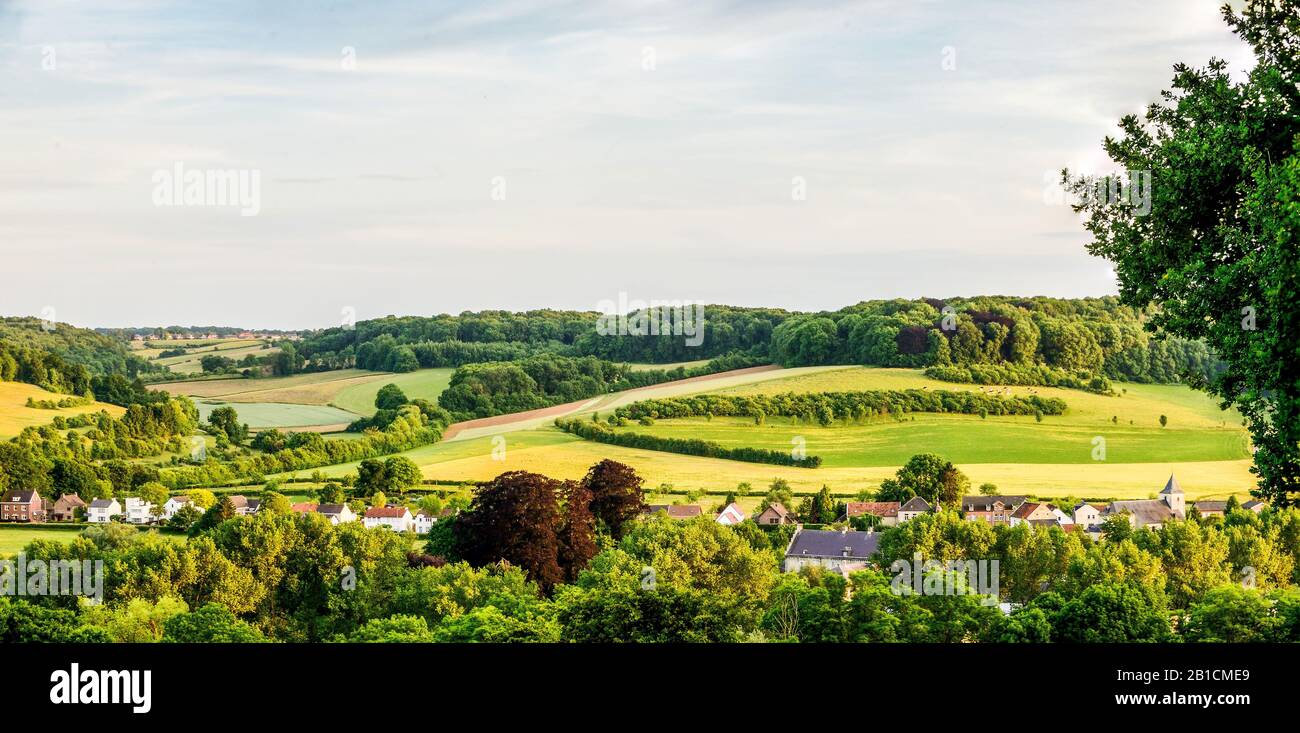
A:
555,418,822,468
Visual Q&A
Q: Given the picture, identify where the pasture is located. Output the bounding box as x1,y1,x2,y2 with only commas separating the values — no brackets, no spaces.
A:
332,368,455,416
193,400,359,430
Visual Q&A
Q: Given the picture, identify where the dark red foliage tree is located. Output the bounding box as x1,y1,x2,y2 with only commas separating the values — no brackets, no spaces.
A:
581,459,647,539
454,471,564,589
557,480,599,582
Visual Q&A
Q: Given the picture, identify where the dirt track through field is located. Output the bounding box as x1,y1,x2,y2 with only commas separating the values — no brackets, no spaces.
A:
439,364,782,441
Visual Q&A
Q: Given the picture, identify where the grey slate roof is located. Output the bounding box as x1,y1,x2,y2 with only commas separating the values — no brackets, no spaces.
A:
1104,499,1180,525
900,496,932,512
961,495,1027,511
1194,500,1228,512
89,498,116,509
1160,475,1183,495
786,529,879,559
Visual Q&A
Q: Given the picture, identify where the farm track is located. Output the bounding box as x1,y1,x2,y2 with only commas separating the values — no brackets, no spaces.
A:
441,364,783,441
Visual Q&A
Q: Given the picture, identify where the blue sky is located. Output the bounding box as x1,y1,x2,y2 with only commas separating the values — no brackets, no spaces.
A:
0,0,1252,328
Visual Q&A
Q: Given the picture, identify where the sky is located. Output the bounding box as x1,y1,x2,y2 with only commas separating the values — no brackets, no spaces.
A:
0,0,1254,329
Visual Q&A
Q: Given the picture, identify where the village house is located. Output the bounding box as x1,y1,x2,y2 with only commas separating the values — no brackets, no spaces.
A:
961,495,1028,524
316,504,356,524
1193,500,1227,518
1102,475,1186,529
50,494,87,522
1072,501,1103,528
363,506,414,532
898,496,932,523
782,527,880,574
414,509,438,534
87,498,122,523
124,497,156,525
840,501,900,527
1,490,45,523
754,502,794,525
1242,500,1266,514
1009,501,1059,527
291,502,318,514
644,504,704,520
162,495,196,520
715,502,747,526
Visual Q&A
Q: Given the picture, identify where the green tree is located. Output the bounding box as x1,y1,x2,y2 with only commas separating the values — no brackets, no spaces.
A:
374,384,409,411
1067,0,1300,505
162,602,264,643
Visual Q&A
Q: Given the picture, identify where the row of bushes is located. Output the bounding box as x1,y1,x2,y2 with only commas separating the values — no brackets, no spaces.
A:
611,389,1068,424
924,363,1112,394
25,394,95,409
159,406,447,489
555,417,822,468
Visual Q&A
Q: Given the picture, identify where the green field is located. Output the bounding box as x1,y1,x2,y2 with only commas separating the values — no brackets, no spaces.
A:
332,368,455,416
291,365,1256,501
603,414,1249,466
0,525,184,556
193,401,359,429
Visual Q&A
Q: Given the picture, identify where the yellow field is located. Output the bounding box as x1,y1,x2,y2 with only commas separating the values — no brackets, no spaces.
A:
0,382,125,439
263,364,1258,503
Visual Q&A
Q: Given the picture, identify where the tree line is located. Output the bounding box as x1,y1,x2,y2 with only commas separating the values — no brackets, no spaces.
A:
554,417,824,468
610,389,1068,423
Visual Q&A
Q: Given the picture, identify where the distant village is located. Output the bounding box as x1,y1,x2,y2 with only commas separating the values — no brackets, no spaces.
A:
2,474,1265,580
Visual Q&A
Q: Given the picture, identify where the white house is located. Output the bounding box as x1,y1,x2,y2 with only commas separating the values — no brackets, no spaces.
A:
414,509,438,535
1049,506,1074,526
363,506,414,532
1073,501,1102,527
162,496,196,520
87,498,122,524
715,502,746,526
317,504,356,525
124,497,156,525
898,496,932,523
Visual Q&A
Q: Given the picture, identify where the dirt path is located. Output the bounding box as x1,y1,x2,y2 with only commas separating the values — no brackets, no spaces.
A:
440,364,782,441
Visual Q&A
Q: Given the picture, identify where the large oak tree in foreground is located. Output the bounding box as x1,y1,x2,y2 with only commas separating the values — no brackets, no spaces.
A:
1068,0,1300,505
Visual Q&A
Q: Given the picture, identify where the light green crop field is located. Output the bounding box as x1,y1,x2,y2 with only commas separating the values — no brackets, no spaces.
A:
603,415,1249,466
154,369,389,406
193,401,359,429
332,368,455,416
263,364,1255,502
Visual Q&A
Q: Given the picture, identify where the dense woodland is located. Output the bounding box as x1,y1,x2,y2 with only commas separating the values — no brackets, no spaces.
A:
294,297,1219,386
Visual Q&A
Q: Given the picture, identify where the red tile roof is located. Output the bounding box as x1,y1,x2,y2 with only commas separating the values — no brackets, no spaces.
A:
365,506,411,518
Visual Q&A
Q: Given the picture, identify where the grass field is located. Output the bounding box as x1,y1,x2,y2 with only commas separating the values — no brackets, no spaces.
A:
297,365,1256,502
332,368,455,416
193,400,359,430
143,339,280,374
0,382,125,439
0,525,184,556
